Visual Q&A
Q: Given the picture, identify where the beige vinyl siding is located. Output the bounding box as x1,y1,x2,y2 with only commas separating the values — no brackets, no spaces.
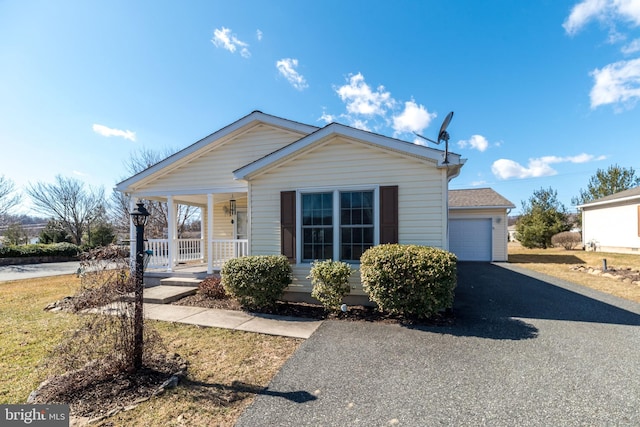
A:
449,208,509,261
136,124,305,193
248,137,445,293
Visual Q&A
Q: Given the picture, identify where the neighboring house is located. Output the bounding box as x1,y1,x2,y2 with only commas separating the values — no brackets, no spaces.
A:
578,186,640,254
448,188,515,262
116,110,508,299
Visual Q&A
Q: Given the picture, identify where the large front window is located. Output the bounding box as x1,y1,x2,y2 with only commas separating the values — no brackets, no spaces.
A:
340,191,374,261
302,193,333,261
301,189,375,262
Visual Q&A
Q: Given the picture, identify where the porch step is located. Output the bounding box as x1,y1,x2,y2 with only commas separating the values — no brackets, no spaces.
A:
142,285,198,304
160,277,203,287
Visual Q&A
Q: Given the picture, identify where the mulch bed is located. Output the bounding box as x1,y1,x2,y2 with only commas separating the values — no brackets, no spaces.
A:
29,353,187,422
173,293,454,326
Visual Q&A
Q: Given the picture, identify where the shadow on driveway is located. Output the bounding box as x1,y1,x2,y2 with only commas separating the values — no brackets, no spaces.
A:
411,262,640,341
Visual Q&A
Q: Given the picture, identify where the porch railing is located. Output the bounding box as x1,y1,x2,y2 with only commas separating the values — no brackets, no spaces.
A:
143,238,248,270
211,239,249,268
177,238,203,263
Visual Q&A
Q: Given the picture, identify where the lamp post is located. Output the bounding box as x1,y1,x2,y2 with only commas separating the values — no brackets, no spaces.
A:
130,202,149,371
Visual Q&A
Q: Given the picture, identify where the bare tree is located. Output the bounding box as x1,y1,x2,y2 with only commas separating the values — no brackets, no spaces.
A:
111,147,196,238
0,175,21,223
26,175,105,245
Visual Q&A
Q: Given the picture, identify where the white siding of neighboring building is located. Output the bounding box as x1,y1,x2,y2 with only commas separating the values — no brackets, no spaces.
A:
247,136,446,294
448,208,509,261
132,124,305,193
582,201,640,253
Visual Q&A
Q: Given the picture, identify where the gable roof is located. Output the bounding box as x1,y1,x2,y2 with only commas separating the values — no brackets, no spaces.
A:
233,122,465,180
578,186,640,209
115,111,319,192
449,188,515,209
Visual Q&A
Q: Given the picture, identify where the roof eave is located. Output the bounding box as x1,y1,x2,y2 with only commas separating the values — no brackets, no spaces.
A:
578,194,640,209
116,111,319,192
234,123,465,180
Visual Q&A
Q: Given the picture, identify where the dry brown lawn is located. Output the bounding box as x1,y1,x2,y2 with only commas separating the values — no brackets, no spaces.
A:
0,275,301,426
508,242,640,304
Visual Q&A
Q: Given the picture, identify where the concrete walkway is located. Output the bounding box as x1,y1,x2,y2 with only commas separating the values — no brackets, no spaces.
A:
144,303,323,339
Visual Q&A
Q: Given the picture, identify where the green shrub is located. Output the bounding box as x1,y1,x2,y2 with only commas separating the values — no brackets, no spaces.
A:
221,255,292,309
198,276,226,299
0,242,81,258
308,259,353,311
360,244,457,319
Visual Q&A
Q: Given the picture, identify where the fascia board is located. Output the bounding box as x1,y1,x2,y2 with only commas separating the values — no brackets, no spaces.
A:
578,195,640,209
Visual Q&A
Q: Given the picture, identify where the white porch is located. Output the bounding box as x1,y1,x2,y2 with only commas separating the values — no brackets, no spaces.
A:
143,238,248,271
129,191,249,276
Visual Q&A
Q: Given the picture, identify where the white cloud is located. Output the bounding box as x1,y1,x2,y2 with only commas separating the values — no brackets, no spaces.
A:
276,58,308,90
563,0,640,35
622,38,640,53
92,124,136,142
458,134,490,152
256,29,263,41
491,153,606,179
211,27,250,58
392,100,436,136
590,57,640,108
350,119,371,132
319,112,335,124
336,73,394,117
73,170,88,177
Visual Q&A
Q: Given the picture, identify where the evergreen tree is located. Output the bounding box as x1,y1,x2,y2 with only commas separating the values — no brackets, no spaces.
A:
516,187,571,249
572,164,640,206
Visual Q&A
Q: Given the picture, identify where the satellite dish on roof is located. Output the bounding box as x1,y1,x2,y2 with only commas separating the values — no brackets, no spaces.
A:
414,111,454,164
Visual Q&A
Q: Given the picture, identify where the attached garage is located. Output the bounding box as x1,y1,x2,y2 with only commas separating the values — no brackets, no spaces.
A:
448,188,515,262
449,218,492,261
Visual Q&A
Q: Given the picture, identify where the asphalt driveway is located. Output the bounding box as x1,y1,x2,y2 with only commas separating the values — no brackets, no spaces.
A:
236,262,640,426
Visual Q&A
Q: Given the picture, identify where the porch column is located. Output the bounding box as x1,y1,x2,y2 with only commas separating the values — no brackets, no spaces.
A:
166,195,176,272
200,207,205,263
207,193,214,274
129,197,137,270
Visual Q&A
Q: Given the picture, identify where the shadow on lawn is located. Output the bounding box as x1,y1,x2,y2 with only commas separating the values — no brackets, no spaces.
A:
183,379,317,405
508,253,585,264
413,262,640,341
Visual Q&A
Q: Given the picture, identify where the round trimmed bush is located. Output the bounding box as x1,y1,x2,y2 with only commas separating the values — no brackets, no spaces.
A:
221,255,292,309
308,259,353,311
360,244,457,319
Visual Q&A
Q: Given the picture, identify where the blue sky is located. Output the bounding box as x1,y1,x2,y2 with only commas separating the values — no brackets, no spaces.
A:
1,0,639,216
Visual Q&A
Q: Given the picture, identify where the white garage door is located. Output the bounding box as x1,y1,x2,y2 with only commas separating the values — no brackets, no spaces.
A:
449,218,492,261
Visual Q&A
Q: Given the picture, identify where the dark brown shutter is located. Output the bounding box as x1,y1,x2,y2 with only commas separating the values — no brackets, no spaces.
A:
380,185,399,244
281,191,296,262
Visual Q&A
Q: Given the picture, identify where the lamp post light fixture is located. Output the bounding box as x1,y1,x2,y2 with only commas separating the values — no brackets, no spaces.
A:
130,202,149,371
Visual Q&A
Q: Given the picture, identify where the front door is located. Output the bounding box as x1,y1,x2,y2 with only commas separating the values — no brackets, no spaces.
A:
235,209,248,240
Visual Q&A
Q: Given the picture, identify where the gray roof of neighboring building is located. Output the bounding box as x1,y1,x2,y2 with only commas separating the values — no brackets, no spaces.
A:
449,188,515,209
579,186,640,208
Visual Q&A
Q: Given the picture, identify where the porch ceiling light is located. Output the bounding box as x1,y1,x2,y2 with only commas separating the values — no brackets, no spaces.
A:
130,202,150,226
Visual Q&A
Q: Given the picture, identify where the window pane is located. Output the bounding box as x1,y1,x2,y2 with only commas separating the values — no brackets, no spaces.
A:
339,190,374,261
302,193,333,261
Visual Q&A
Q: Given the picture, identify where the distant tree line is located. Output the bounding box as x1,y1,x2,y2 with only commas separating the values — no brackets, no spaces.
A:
0,147,199,249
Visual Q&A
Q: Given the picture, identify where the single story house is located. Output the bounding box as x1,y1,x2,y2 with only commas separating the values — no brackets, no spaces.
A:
448,188,515,262
578,186,640,254
116,111,510,300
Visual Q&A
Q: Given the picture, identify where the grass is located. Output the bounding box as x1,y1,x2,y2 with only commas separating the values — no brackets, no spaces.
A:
0,275,302,426
508,242,640,304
